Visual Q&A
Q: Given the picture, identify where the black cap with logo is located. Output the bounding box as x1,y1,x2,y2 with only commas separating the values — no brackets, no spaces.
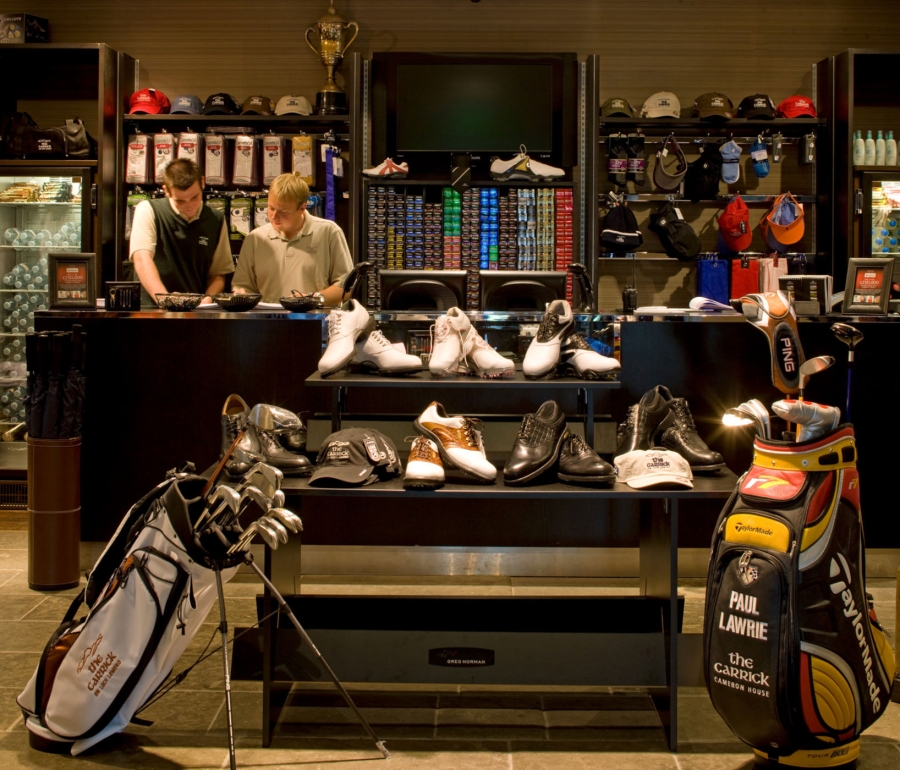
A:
737,94,777,119
309,428,402,487
202,93,240,115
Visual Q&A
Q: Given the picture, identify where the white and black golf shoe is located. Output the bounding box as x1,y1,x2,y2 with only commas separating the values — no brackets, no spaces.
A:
353,328,424,375
522,299,575,379
490,144,565,182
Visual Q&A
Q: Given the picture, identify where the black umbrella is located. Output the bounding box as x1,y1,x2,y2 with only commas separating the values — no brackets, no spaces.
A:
41,333,70,440
60,325,86,439
25,333,49,439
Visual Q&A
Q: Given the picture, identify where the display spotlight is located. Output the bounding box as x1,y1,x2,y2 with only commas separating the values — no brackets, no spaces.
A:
722,399,771,439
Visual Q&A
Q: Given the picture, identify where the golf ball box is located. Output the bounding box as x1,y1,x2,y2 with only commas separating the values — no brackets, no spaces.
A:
0,14,49,44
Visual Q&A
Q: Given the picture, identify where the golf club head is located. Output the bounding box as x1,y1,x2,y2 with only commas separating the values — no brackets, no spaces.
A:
830,322,863,351
255,520,280,550
269,507,303,533
235,486,271,528
262,516,290,544
237,467,282,500
271,489,285,509
745,399,772,440
798,355,835,395
198,485,240,531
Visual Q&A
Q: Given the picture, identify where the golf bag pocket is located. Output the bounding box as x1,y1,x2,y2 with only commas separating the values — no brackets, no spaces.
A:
706,529,796,750
20,547,190,741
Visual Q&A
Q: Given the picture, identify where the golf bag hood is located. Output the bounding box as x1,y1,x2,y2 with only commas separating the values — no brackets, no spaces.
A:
704,424,894,767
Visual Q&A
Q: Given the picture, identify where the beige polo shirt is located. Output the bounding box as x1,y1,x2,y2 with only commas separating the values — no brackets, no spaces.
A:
232,213,353,302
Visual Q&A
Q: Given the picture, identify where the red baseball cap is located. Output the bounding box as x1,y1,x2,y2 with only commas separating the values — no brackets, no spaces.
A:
129,88,171,115
776,95,816,119
717,195,752,252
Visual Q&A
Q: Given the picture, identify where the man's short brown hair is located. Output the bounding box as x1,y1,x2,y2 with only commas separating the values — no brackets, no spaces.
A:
162,158,203,190
268,172,309,209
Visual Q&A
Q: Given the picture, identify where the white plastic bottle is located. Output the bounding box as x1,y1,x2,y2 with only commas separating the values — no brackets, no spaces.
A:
865,130,876,165
876,130,886,165
886,130,898,166
853,130,866,165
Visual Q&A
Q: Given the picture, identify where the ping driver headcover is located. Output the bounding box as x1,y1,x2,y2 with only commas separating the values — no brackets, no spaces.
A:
731,291,805,395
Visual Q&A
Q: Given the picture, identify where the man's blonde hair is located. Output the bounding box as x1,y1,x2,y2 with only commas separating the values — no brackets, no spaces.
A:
269,172,310,208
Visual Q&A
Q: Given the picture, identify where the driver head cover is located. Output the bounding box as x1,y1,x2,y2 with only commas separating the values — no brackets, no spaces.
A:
615,449,693,489
309,428,401,487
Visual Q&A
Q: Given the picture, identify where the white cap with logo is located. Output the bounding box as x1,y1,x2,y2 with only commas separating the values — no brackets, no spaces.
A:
640,91,682,119
615,448,693,489
275,95,313,116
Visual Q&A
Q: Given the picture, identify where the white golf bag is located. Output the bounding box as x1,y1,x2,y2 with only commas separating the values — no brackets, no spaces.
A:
17,475,240,755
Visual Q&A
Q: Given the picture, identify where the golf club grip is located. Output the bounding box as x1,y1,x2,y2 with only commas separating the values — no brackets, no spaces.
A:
203,428,245,499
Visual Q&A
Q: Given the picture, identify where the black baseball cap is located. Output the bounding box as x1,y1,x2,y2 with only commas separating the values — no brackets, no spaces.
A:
309,428,402,487
737,94,776,119
202,93,240,115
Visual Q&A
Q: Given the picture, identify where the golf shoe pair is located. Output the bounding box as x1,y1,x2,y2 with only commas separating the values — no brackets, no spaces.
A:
522,299,621,380
429,308,515,379
318,300,423,377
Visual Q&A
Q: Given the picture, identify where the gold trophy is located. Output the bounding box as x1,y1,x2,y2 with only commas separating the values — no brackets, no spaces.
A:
305,1,358,115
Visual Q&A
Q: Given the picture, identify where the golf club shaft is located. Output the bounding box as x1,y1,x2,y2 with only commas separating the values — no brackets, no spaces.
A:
203,428,246,499
214,569,237,770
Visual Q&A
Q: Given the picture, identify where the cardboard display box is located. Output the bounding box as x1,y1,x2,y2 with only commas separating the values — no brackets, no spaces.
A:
0,14,49,44
778,274,833,316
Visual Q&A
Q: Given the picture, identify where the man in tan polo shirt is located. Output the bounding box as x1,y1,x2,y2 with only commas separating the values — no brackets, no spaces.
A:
232,172,352,304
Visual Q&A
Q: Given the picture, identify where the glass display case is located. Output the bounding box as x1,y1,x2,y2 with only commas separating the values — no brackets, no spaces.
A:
859,172,900,261
0,168,93,431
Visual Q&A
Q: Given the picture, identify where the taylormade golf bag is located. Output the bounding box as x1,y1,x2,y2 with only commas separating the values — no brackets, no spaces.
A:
17,474,240,755
704,424,895,767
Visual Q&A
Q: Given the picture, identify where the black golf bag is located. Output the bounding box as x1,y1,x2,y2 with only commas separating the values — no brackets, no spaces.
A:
704,424,895,767
17,474,240,755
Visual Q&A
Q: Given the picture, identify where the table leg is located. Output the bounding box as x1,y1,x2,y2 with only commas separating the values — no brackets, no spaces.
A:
640,497,679,751
578,387,595,446
331,386,345,433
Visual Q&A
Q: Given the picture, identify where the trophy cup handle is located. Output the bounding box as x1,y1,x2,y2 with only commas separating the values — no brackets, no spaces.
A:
304,26,319,57
343,20,359,51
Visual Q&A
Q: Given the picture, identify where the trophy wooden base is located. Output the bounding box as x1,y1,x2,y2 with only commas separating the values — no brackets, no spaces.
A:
316,90,347,115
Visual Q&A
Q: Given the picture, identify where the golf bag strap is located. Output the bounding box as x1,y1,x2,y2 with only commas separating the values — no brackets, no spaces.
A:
752,427,857,473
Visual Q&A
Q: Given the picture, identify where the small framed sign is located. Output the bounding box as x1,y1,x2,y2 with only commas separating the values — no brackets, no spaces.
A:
48,252,97,309
841,257,894,315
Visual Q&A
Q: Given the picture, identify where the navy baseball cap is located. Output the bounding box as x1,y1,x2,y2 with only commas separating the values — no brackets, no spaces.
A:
170,95,202,115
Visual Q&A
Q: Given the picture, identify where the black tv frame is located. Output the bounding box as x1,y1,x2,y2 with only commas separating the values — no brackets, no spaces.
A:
372,51,578,175
379,269,468,312
479,270,567,312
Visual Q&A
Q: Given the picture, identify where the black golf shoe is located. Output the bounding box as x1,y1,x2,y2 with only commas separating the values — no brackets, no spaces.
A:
615,385,676,458
557,432,615,485
659,397,725,472
504,400,568,486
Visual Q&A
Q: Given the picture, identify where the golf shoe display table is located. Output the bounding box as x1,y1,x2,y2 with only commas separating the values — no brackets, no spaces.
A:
246,371,737,752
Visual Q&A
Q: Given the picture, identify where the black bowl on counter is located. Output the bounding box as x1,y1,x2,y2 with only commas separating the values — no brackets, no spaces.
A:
156,293,204,311
213,293,262,312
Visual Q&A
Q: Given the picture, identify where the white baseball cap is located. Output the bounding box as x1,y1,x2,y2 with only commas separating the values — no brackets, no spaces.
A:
615,449,693,489
275,95,313,116
640,91,681,119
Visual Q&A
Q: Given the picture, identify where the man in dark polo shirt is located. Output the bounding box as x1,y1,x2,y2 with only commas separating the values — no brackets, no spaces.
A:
129,158,234,306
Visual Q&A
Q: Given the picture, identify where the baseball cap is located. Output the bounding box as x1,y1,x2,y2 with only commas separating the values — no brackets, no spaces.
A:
640,91,681,119
653,134,688,191
691,92,734,121
615,449,693,489
309,428,401,487
275,95,313,116
129,88,171,115
717,194,752,252
761,193,805,251
737,94,776,119
170,95,202,115
202,93,240,115
601,97,634,118
719,139,742,184
776,95,817,119
241,95,274,115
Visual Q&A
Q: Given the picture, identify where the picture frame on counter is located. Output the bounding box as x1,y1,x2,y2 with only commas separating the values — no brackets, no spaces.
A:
841,257,894,315
47,252,97,309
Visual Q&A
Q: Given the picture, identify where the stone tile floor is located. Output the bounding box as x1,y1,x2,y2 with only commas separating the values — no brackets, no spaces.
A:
0,528,897,769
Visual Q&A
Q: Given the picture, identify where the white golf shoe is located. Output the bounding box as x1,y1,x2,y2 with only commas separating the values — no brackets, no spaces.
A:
353,328,424,375
522,299,574,379
429,307,513,379
403,436,445,490
558,333,621,379
414,401,496,481
318,300,372,377
490,145,565,182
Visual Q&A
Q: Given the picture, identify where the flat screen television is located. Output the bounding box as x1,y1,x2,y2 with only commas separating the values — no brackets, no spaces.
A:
372,52,577,169
480,270,567,312
379,270,468,311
